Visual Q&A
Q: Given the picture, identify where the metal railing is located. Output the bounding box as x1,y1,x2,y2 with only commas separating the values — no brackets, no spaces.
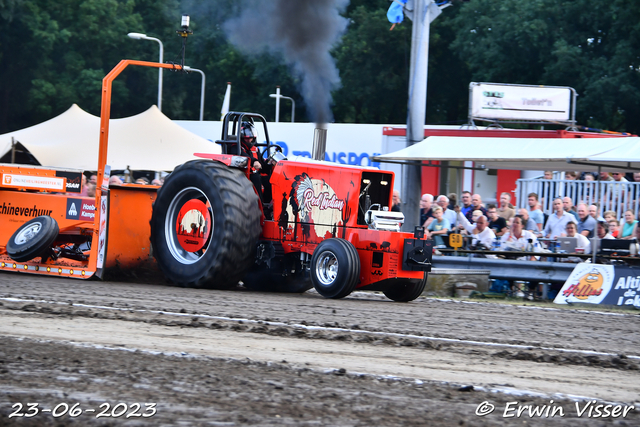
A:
515,178,640,218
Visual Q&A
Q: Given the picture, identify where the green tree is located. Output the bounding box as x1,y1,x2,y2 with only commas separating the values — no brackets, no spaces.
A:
332,1,411,123
451,0,640,133
178,0,301,122
4,0,639,135
0,0,187,132
332,0,469,125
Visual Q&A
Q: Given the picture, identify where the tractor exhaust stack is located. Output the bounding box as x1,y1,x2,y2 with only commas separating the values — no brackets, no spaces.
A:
312,126,327,161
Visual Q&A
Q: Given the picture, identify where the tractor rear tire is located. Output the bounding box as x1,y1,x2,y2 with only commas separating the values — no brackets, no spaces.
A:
383,274,427,302
310,238,360,299
150,160,262,289
6,216,59,262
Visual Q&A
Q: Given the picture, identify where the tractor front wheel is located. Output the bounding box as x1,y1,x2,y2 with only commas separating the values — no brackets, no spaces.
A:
310,238,360,299
150,160,262,289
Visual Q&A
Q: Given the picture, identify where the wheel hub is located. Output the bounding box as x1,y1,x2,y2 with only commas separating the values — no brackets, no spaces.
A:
316,251,338,285
15,223,42,245
175,199,212,253
164,186,214,265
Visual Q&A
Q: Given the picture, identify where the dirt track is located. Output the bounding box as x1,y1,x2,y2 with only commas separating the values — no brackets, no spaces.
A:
1,273,639,426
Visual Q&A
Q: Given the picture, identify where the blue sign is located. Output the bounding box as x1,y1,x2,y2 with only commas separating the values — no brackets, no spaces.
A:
555,263,640,307
274,141,380,168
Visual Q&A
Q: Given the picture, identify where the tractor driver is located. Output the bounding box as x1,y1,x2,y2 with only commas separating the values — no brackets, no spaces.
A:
241,121,274,205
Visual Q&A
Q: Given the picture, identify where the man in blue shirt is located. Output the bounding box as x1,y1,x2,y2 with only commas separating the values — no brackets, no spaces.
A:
527,192,544,233
460,191,473,217
465,193,488,224
576,203,597,238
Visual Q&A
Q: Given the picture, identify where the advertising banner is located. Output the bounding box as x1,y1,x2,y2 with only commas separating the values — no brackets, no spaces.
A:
471,83,572,122
175,121,385,169
554,263,640,308
1,174,66,192
96,194,108,273
55,171,83,193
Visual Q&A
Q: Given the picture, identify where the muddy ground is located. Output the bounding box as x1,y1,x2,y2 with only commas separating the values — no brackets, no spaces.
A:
0,273,639,426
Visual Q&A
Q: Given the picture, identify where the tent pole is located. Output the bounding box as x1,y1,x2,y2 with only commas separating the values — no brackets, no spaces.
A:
11,137,15,163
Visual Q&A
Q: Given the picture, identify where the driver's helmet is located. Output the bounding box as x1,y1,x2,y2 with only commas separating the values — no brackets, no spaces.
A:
240,121,257,150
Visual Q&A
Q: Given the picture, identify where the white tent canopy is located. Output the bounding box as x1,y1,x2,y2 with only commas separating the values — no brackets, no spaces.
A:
0,104,220,171
586,138,640,170
373,136,639,172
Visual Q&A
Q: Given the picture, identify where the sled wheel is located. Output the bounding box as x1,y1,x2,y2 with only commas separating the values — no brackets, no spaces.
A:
310,238,360,299
383,274,428,302
243,254,312,293
150,160,262,289
6,216,59,262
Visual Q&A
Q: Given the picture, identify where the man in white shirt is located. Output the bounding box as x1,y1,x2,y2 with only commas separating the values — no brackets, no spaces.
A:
457,212,496,250
544,198,577,239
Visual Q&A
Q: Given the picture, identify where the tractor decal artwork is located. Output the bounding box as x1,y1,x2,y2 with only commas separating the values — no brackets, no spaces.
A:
176,199,211,252
286,173,344,240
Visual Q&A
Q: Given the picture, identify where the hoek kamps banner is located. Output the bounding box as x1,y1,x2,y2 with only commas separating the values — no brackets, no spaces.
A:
554,263,640,308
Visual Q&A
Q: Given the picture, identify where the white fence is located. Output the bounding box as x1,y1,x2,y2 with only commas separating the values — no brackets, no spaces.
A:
515,178,640,218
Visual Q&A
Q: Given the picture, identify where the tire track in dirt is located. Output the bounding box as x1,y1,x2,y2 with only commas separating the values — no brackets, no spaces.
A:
2,274,640,425
1,275,638,356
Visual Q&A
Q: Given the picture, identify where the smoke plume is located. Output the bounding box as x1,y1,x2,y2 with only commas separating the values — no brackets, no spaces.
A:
224,0,349,125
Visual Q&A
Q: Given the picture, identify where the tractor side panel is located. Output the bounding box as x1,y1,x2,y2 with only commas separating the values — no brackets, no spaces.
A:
269,161,362,245
265,161,426,288
0,190,96,248
0,189,96,278
261,221,426,288
348,228,425,287
105,185,158,270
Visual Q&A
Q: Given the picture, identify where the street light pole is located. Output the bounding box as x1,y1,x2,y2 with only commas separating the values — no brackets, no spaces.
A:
269,86,296,122
281,95,295,123
402,0,448,231
127,32,164,111
273,86,281,122
184,66,206,121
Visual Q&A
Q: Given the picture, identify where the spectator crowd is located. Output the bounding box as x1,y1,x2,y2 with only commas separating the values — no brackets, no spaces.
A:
75,171,165,197
415,170,640,256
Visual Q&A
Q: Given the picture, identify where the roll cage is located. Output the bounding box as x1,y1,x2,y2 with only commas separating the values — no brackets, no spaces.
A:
215,112,281,161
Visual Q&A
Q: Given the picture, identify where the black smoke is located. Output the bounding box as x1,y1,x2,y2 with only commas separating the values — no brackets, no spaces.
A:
224,0,349,125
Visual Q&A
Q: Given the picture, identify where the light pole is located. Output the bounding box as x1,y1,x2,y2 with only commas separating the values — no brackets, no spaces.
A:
269,86,296,122
402,0,448,230
127,32,164,111
184,66,206,121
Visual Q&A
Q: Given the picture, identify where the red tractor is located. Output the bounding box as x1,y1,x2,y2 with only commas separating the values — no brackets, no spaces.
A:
150,112,432,301
0,57,431,302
